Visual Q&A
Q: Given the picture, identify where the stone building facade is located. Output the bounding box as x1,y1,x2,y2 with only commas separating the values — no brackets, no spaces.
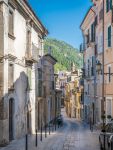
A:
80,6,96,124
81,0,113,125
42,54,57,125
56,71,68,107
0,0,47,145
65,70,82,119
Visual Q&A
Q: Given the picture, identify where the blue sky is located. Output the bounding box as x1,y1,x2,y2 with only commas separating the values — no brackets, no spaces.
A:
29,0,92,49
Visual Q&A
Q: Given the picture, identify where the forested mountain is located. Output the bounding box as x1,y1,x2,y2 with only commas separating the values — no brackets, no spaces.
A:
44,38,83,72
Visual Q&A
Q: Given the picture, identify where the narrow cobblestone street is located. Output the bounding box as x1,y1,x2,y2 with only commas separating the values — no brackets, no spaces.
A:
0,109,100,150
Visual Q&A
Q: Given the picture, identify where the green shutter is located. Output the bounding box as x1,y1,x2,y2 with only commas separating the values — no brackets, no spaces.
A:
108,26,111,47
110,0,112,9
106,0,109,12
108,66,111,82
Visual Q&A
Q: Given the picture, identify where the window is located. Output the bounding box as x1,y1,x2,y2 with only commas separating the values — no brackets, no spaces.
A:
91,23,95,42
87,30,90,44
95,16,98,26
91,56,94,76
26,31,31,53
43,86,46,98
9,10,14,35
52,81,54,89
8,63,14,88
106,0,112,12
88,59,90,77
108,26,111,47
99,8,103,21
88,84,89,95
38,68,42,97
27,68,32,89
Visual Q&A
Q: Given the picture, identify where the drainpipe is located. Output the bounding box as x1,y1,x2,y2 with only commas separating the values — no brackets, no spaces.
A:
102,1,105,150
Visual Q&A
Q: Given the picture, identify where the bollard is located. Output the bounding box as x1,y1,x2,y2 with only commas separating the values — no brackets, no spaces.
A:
25,134,28,150
111,141,113,150
52,122,54,132
58,121,59,128
35,129,38,147
40,125,43,141
49,123,50,135
103,134,105,150
45,124,47,138
91,123,93,132
55,118,57,131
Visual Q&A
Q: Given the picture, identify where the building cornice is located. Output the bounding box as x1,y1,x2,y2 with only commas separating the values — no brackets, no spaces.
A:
8,0,48,37
44,54,57,65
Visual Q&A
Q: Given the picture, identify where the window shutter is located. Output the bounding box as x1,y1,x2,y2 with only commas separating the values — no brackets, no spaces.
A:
106,0,109,12
95,16,98,26
110,0,112,9
108,66,111,82
91,56,94,76
91,24,93,42
108,26,111,47
91,23,95,42
87,30,90,44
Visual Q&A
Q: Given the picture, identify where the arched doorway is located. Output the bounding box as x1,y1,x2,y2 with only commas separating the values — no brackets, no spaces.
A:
9,98,14,141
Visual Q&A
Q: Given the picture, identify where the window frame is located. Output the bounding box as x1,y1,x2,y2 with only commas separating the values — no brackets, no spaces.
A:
106,0,112,13
8,9,14,36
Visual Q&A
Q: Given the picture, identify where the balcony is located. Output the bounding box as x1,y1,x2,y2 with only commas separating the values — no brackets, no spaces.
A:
25,43,39,66
81,68,90,80
87,40,95,48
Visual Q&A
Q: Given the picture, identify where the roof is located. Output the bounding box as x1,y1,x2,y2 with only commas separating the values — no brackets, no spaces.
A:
80,6,93,29
44,54,57,63
23,0,48,35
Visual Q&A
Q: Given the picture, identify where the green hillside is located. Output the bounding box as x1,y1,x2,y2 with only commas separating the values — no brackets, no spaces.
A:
44,38,83,72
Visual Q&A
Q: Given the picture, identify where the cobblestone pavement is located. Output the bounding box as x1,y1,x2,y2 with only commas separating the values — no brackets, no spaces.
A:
0,109,100,150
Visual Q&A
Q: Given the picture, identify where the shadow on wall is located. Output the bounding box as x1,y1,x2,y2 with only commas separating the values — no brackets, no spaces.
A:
0,71,32,146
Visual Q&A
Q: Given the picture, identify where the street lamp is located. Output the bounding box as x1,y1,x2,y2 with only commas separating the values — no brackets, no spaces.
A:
96,60,106,150
96,61,113,76
96,61,102,73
